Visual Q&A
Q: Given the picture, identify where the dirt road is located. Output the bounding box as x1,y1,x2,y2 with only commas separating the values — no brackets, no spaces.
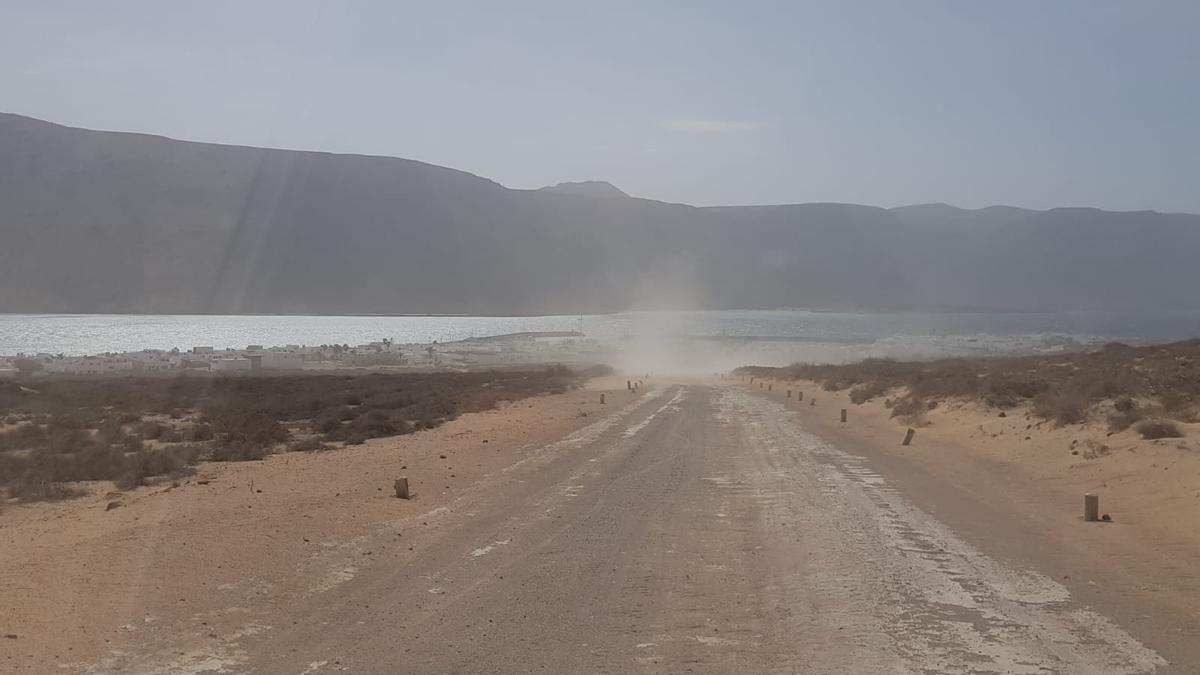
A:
37,381,1180,667
133,382,1159,674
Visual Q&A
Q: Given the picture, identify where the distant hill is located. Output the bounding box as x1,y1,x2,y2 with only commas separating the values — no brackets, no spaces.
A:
2,112,1199,315
537,181,630,199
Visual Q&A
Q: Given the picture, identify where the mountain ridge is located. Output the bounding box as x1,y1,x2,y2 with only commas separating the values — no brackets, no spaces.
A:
2,112,1199,315
537,180,631,199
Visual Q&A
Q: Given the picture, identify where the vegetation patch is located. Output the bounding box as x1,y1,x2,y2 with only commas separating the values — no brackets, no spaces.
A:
0,366,593,502
737,339,1200,427
1135,419,1185,440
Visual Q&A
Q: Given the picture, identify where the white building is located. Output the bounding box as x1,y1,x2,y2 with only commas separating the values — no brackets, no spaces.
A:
261,352,304,370
211,358,252,372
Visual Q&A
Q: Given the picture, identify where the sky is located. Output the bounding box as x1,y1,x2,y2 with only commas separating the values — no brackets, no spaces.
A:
3,0,1199,212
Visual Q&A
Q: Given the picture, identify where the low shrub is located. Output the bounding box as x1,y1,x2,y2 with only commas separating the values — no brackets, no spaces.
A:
1107,399,1145,432
210,442,271,462
140,445,202,476
188,424,214,441
849,381,888,404
1135,419,1185,440
204,406,287,456
288,438,332,453
1033,392,1089,425
0,423,48,451
737,339,1200,430
9,470,83,501
140,421,165,440
889,395,926,419
0,368,588,500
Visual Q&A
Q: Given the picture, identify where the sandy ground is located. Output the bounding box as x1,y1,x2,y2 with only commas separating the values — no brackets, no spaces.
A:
745,375,1200,670
2,374,1195,673
0,379,637,673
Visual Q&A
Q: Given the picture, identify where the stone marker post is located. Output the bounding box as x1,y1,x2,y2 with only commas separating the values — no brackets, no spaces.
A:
1084,493,1100,522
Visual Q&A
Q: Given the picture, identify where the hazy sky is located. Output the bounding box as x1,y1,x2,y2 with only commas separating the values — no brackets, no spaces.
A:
4,1,1199,211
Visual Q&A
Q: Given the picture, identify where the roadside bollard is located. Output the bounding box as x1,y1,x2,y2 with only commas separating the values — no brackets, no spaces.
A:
600,393,605,404
798,391,803,401
840,409,847,423
627,380,632,391
394,477,411,499
902,428,915,446
1084,493,1099,522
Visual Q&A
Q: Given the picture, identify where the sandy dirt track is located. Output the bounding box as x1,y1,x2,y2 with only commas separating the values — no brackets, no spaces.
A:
4,380,1191,673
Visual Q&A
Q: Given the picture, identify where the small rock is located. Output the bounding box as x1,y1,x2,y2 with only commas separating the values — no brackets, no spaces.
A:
105,501,124,512
439,454,447,459
1101,514,1113,522
3,634,17,639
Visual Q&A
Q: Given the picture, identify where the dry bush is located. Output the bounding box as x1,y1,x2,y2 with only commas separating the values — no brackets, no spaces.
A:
0,423,48,451
1136,419,1185,440
287,438,332,453
209,442,272,462
188,423,214,441
1033,391,1089,426
140,421,166,439
9,471,83,501
738,339,1200,429
0,368,590,500
849,381,888,404
1107,398,1146,432
1158,392,1198,422
203,407,286,461
889,395,927,420
1081,441,1112,459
